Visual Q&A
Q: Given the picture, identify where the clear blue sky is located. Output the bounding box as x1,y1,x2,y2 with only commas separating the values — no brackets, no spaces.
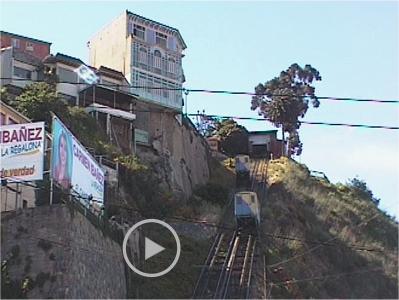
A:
1,1,398,217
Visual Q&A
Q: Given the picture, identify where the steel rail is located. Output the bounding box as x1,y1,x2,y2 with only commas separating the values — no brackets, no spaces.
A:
220,235,241,299
221,233,256,299
213,231,238,299
245,239,257,299
192,232,223,298
192,158,266,299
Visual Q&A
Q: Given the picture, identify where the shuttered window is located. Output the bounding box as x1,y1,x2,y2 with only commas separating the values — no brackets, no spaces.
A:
58,67,78,83
153,50,162,70
146,29,156,44
13,67,31,79
167,36,176,51
138,47,147,64
167,58,175,74
11,38,20,48
133,24,145,40
155,32,167,48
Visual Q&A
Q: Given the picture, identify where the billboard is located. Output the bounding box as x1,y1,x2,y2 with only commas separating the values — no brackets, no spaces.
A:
51,116,105,204
0,122,45,181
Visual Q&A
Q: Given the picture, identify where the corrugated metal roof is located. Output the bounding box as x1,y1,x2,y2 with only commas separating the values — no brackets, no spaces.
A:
54,53,85,67
85,103,136,121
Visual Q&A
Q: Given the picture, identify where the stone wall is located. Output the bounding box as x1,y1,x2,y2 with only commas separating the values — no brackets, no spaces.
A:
1,205,126,299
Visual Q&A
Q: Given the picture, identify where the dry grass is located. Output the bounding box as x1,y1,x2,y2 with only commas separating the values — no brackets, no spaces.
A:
177,158,233,223
261,157,398,298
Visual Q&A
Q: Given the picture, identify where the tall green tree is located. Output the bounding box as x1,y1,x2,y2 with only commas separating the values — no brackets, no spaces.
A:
251,63,321,156
216,119,249,156
15,82,68,125
10,82,118,156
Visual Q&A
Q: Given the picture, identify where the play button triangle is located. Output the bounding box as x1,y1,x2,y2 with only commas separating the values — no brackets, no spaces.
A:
145,237,165,260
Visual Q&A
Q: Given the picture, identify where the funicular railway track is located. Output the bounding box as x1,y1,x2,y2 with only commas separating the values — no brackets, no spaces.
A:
217,232,257,299
192,229,257,299
192,159,267,299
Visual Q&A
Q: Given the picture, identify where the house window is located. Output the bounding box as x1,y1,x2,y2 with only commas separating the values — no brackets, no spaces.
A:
58,93,76,106
0,113,5,125
167,58,175,74
153,50,162,70
13,66,32,79
26,42,34,51
11,38,20,48
167,36,176,50
133,24,145,40
155,32,167,48
154,79,162,97
138,75,146,91
58,67,78,83
8,118,17,125
146,79,153,94
162,82,168,99
138,47,147,64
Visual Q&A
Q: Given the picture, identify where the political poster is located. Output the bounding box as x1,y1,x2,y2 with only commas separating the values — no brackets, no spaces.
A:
0,122,45,181
51,116,105,204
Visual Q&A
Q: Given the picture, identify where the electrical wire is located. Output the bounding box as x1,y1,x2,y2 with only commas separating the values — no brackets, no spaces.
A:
2,77,398,104
4,78,398,129
3,154,398,258
3,178,396,254
2,181,207,261
98,201,397,254
265,237,337,268
263,199,399,270
188,114,399,130
269,267,384,286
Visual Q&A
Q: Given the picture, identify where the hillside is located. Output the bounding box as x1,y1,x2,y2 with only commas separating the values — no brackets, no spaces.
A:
260,157,398,298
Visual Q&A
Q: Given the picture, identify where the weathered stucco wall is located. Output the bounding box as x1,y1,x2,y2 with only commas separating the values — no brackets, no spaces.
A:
88,12,128,73
1,205,126,299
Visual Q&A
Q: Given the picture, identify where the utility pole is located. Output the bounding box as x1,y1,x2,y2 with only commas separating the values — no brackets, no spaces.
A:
281,126,285,157
15,182,19,210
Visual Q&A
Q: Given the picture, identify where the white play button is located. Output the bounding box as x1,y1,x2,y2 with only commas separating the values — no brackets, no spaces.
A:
145,237,165,260
123,219,181,278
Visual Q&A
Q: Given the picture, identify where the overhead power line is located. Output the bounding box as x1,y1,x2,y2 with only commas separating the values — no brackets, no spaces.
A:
4,178,395,254
300,121,399,130
84,200,397,254
188,114,399,130
1,78,398,104
187,89,399,104
269,267,384,286
5,175,397,254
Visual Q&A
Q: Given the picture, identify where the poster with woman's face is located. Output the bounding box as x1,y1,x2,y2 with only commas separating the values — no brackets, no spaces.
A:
51,118,73,190
51,116,105,205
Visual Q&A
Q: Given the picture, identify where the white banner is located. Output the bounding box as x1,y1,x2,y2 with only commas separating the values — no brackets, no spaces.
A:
0,122,45,181
51,117,105,204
